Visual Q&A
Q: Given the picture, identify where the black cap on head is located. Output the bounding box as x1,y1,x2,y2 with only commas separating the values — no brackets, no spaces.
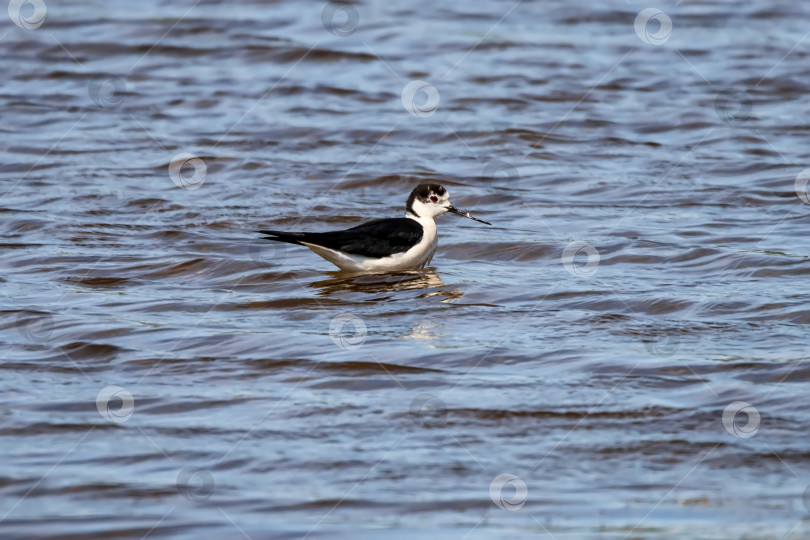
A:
406,184,446,217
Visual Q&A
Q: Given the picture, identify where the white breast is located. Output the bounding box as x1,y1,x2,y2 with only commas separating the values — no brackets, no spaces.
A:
381,216,437,270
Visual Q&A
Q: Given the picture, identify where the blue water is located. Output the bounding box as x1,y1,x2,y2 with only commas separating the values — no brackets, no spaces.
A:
2,0,810,538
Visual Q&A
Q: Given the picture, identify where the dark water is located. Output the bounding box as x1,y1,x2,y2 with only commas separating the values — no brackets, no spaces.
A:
2,0,810,538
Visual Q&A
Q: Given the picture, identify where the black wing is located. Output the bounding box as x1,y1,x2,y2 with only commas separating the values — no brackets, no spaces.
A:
258,218,424,259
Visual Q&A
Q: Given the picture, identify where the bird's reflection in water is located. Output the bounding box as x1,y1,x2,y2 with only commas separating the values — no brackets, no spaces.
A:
309,269,463,301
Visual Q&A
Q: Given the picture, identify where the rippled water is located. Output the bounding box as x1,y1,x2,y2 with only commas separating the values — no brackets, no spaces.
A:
2,0,810,538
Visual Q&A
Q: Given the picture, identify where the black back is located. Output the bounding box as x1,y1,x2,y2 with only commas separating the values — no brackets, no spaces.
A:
259,218,424,259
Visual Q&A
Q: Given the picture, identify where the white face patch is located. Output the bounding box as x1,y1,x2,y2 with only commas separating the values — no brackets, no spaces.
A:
410,190,450,219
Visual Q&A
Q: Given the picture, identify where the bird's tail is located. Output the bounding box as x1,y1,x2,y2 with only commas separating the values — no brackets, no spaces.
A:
256,230,308,246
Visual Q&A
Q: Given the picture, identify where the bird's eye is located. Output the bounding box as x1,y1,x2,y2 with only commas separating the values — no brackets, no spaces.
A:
430,195,438,203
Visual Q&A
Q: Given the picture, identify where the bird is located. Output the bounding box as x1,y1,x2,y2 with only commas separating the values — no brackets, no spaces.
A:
257,184,491,273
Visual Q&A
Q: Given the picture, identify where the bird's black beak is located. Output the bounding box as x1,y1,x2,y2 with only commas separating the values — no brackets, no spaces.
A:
446,205,492,225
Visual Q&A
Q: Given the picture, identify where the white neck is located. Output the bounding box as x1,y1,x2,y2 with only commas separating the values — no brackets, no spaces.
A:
405,211,438,267
406,210,434,224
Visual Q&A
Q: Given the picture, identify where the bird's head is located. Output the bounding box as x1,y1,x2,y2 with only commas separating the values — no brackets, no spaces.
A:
406,183,491,225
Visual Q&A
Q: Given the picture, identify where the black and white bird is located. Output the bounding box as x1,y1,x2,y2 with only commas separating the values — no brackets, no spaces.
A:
258,184,491,273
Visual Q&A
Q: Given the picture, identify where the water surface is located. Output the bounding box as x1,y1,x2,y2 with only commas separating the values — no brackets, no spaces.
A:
2,0,810,538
